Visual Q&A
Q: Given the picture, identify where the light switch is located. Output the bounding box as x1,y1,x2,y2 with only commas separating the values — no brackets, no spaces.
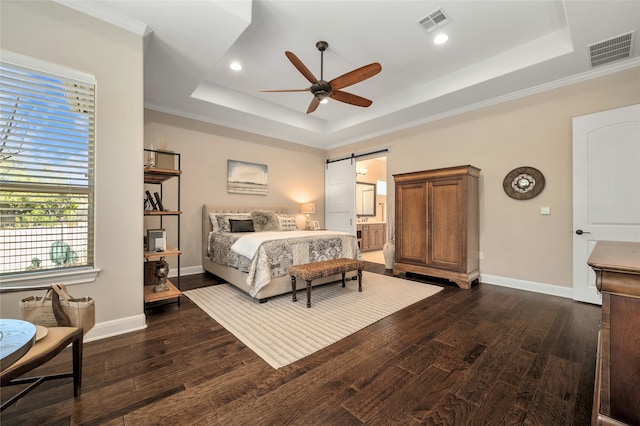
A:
541,207,551,215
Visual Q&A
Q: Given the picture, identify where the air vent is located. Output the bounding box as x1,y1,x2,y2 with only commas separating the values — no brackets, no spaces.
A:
417,8,450,34
588,31,635,67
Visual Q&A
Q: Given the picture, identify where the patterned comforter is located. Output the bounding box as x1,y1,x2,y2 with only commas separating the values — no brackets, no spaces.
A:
208,231,360,296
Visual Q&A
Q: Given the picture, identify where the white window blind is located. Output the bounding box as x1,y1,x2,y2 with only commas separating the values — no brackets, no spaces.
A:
0,60,95,278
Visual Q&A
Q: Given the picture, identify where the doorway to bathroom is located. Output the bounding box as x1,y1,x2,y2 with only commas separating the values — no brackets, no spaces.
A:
355,156,387,265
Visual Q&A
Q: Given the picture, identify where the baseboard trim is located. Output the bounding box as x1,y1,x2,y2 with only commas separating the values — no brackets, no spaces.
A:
185,266,573,299
480,274,573,299
83,314,147,342
169,265,204,278
81,266,203,342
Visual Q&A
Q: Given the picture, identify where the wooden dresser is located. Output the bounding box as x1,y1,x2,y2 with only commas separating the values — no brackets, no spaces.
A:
588,241,640,425
393,165,480,289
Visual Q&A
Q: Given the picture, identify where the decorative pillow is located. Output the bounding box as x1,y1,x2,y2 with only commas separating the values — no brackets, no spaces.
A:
209,213,220,232
229,219,255,233
210,213,251,233
250,210,280,232
277,214,298,231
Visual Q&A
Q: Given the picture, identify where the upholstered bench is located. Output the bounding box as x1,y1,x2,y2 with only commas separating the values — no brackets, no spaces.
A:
289,258,364,308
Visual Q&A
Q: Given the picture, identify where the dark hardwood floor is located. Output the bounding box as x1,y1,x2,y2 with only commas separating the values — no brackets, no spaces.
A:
1,263,601,425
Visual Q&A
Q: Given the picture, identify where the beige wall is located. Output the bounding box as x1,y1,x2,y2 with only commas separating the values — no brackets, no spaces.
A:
1,1,145,336
329,67,640,289
144,110,327,270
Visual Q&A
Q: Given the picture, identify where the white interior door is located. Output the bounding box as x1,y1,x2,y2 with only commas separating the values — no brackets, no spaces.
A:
572,104,640,304
325,160,356,234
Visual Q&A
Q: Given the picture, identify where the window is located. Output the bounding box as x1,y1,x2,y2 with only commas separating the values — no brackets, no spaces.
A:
0,57,96,287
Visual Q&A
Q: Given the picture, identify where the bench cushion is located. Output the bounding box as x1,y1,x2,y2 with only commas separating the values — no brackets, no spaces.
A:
289,258,364,282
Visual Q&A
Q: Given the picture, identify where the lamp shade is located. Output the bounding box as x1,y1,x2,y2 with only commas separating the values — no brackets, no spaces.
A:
300,202,315,214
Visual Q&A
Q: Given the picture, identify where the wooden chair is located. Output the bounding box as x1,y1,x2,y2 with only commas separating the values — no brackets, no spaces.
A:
1,327,83,411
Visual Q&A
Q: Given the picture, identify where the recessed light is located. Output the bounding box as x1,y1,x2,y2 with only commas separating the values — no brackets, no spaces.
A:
433,34,448,45
229,62,242,71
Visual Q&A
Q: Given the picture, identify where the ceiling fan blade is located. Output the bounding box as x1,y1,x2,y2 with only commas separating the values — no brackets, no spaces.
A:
306,97,320,114
330,90,373,108
258,88,310,93
330,62,382,91
285,51,318,85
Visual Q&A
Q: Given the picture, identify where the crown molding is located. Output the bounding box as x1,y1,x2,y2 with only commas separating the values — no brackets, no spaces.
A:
53,0,152,37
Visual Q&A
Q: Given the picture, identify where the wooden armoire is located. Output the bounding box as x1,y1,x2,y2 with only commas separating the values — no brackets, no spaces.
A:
393,165,480,289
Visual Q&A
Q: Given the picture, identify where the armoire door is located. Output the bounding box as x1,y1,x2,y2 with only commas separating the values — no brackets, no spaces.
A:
429,178,465,270
396,180,427,264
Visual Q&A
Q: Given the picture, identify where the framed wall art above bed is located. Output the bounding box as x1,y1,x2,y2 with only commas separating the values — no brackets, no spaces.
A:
227,160,268,195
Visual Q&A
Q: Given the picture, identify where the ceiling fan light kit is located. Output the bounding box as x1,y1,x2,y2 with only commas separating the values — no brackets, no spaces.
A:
258,41,382,114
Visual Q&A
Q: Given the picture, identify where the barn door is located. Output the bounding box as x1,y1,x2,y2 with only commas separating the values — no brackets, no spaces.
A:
325,159,356,234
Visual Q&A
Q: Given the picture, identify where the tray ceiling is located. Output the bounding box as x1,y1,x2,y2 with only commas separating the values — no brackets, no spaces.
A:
56,0,640,149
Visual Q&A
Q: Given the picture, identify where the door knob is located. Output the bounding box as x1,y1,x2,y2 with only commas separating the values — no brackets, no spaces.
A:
575,229,590,235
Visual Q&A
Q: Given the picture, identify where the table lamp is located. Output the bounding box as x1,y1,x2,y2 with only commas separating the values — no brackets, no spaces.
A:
300,202,315,230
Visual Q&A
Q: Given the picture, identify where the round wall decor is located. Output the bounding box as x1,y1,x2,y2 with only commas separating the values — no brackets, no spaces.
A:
503,166,545,200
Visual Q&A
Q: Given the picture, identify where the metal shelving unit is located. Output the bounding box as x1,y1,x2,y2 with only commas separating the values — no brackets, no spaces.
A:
143,149,181,308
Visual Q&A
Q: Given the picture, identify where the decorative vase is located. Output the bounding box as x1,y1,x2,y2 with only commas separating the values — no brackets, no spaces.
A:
383,241,395,270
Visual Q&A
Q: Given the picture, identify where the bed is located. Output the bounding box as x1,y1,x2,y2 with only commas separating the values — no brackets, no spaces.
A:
202,205,360,301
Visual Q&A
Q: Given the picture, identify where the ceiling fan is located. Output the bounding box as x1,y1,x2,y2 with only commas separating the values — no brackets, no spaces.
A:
258,41,382,114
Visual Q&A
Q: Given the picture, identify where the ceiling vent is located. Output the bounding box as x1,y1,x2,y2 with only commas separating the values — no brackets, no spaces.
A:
588,31,635,67
417,8,450,34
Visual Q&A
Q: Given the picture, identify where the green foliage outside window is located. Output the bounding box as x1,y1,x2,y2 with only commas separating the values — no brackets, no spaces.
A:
0,191,82,228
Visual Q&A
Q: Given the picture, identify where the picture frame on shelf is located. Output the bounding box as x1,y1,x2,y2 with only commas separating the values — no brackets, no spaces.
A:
147,229,166,252
312,220,320,230
156,150,175,170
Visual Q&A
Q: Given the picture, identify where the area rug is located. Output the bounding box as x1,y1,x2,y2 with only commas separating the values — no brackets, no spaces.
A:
184,272,442,369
